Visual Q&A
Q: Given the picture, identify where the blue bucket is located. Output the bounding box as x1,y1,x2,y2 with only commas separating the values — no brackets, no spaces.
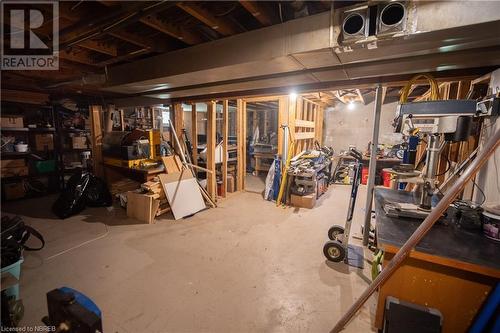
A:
1,258,24,300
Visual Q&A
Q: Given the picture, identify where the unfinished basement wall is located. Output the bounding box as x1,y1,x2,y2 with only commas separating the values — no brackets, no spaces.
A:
323,101,400,153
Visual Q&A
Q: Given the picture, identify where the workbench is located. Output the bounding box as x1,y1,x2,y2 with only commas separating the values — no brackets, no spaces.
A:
252,152,275,176
374,188,500,332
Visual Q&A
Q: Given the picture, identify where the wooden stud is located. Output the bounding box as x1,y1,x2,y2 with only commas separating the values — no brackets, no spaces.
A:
173,103,184,142
206,101,217,201
277,96,288,156
222,100,229,198
236,99,245,191
90,105,104,178
191,103,198,165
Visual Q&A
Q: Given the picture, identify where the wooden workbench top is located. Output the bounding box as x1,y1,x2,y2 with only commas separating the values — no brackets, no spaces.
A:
375,188,500,278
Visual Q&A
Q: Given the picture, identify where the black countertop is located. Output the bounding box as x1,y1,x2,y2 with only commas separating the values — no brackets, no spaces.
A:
375,188,500,272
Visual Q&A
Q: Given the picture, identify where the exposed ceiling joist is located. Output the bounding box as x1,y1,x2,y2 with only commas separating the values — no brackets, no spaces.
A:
177,2,240,36
95,49,150,67
356,89,366,105
239,1,273,26
59,1,175,48
139,14,203,45
108,31,162,52
78,39,118,57
2,89,50,105
59,49,98,66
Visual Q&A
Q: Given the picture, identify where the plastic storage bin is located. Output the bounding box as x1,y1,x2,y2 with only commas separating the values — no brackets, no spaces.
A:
1,258,24,300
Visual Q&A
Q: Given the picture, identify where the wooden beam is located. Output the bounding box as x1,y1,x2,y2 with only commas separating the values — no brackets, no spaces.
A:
58,49,97,66
206,101,217,201
140,14,203,45
294,119,315,128
236,99,245,191
108,31,157,51
295,132,315,140
177,2,239,36
90,105,104,178
95,48,149,67
191,103,198,166
356,89,366,105
277,96,288,156
1,89,49,105
381,86,388,104
239,1,273,26
173,103,184,141
222,100,229,198
78,39,118,57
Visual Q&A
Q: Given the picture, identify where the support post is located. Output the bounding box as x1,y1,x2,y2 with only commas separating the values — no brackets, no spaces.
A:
362,84,383,246
222,100,228,198
236,99,245,191
191,103,198,165
90,105,104,178
173,102,184,140
207,101,217,201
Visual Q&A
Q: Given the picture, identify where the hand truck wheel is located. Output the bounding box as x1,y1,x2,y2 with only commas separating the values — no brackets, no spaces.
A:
328,225,345,241
323,240,346,262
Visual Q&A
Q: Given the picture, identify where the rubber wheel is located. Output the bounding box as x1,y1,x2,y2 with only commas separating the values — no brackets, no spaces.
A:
328,225,345,241
323,240,346,262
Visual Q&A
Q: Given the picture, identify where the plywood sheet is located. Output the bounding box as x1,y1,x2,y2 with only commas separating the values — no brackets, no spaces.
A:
158,173,205,220
161,155,183,173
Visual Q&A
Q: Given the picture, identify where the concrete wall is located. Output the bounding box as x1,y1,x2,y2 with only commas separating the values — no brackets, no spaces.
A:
323,100,400,152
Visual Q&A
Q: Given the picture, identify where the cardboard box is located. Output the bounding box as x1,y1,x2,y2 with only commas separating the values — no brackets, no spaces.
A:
290,193,317,209
4,182,25,200
72,136,88,149
35,134,54,151
1,116,24,128
1,166,29,178
1,159,26,168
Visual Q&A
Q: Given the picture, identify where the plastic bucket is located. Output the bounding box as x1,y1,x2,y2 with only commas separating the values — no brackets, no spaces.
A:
1,258,24,300
382,169,393,188
361,166,369,185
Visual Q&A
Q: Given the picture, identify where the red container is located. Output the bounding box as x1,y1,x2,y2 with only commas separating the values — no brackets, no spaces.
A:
361,167,369,185
382,169,392,188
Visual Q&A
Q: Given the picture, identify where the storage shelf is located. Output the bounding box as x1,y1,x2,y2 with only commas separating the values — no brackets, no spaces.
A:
28,127,56,132
1,127,29,132
1,151,31,157
61,128,90,133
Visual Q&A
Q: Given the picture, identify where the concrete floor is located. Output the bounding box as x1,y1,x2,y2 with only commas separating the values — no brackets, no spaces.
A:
3,184,378,333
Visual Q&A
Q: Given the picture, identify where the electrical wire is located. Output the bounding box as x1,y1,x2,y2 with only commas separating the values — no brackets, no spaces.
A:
399,74,440,103
435,152,451,177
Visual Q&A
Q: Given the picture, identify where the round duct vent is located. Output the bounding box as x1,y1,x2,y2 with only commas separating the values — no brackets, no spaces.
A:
380,2,405,27
343,13,365,36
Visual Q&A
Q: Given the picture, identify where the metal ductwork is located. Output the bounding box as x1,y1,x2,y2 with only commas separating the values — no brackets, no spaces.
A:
377,1,407,35
342,6,369,41
102,1,500,101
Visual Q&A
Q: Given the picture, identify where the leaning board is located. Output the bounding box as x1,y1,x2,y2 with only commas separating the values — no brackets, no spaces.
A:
158,172,206,220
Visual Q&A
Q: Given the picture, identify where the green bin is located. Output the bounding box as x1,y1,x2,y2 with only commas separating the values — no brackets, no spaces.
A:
35,160,56,173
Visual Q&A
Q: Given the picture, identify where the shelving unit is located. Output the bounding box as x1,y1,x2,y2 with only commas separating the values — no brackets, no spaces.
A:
54,105,92,189
1,106,60,201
